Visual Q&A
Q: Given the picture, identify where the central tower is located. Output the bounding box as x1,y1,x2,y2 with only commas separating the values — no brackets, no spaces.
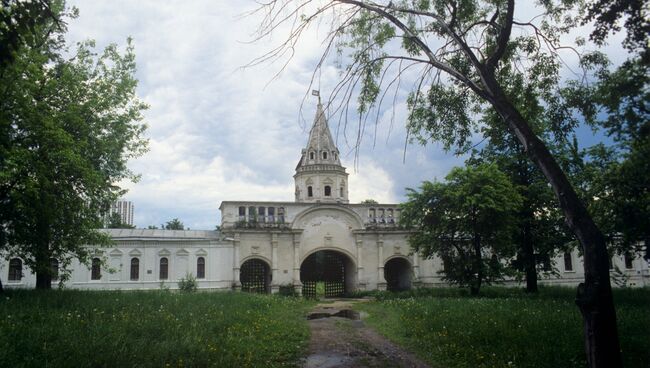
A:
294,98,349,203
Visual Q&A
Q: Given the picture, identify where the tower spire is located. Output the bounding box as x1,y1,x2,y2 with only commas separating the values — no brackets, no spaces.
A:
294,94,349,203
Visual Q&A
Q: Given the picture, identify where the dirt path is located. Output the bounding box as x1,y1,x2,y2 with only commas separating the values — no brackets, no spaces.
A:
303,299,430,368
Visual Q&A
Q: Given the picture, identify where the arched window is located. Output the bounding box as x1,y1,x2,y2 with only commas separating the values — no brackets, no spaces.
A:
322,151,328,159
8,258,22,281
278,207,285,223
50,258,59,281
91,258,101,280
624,253,634,269
130,258,140,280
340,187,344,197
324,185,331,196
248,206,256,222
307,186,313,197
159,257,168,280
334,152,338,160
563,252,573,272
238,206,246,221
309,151,315,160
197,257,205,279
268,207,275,223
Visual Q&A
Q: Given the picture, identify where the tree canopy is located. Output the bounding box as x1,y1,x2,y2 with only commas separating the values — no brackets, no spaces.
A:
164,218,185,231
401,163,521,294
0,1,148,289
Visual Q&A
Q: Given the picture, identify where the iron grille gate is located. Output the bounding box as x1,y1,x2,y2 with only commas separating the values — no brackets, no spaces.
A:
240,259,269,293
300,250,346,298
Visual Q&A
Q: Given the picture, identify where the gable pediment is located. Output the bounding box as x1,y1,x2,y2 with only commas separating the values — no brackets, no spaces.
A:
129,249,142,257
176,248,190,257
109,248,123,257
158,248,171,256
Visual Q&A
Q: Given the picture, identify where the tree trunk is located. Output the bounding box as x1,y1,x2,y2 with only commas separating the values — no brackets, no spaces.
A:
36,272,52,289
471,224,482,296
522,225,538,293
0,277,4,294
488,86,622,367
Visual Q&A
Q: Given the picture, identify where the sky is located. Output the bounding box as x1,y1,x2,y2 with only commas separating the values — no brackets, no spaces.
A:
63,1,622,230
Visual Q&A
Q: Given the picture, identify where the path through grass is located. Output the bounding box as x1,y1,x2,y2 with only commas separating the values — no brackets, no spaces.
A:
356,287,649,368
0,290,313,367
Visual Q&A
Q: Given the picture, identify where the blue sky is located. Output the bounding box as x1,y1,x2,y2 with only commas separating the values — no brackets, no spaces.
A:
64,1,623,230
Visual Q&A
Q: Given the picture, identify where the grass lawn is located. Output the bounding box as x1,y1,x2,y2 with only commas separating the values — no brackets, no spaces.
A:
355,287,650,368
0,290,313,367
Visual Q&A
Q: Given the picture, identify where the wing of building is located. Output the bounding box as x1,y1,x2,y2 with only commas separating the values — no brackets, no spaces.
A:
2,99,648,292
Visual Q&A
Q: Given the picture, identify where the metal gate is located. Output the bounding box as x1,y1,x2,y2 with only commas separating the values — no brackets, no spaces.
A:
240,259,270,293
300,250,347,298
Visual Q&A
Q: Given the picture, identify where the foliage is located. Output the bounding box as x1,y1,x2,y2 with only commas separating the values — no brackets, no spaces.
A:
356,286,650,368
278,283,299,297
0,2,148,288
105,212,135,229
0,290,313,367
0,0,59,68
400,164,522,294
360,199,378,204
164,218,184,230
582,0,649,58
177,273,198,293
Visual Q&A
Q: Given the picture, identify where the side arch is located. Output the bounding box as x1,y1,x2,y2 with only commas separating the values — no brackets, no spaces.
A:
384,256,413,292
240,257,271,294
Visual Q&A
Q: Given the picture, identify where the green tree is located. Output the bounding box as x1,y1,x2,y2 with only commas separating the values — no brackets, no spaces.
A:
164,218,185,230
401,164,522,295
254,1,626,364
105,212,135,229
0,3,147,290
360,199,378,204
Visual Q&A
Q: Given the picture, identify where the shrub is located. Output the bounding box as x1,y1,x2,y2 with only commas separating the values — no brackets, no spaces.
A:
178,273,197,292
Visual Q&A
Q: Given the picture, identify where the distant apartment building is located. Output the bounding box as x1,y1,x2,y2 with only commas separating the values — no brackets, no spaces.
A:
109,200,134,226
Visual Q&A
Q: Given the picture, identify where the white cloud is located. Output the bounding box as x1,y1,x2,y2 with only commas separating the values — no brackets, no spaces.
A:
63,0,620,229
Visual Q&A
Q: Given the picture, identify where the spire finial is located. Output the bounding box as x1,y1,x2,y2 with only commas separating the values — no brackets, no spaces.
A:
311,89,320,104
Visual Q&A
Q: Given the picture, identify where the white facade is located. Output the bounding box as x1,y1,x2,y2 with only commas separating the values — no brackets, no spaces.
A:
2,101,649,291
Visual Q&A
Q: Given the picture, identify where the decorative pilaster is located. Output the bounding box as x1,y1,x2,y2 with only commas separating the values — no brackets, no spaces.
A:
413,250,421,287
356,234,365,290
233,233,241,291
292,231,302,295
377,234,386,290
271,232,279,294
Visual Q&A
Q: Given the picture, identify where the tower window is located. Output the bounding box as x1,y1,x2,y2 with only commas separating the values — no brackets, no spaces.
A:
309,152,315,160
307,186,313,197
278,207,285,223
324,185,331,196
322,152,328,159
340,187,344,197
238,206,246,221
258,207,266,223
268,207,275,223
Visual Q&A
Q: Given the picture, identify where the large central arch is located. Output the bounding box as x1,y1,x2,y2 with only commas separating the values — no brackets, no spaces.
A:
300,249,356,297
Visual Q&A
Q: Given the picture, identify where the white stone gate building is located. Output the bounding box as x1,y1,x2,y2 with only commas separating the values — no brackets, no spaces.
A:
2,101,648,292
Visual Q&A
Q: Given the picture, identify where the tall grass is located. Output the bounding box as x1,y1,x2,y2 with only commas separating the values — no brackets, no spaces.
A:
0,290,313,367
356,286,649,368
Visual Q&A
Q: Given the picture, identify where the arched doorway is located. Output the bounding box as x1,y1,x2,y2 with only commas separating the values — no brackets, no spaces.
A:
240,258,271,294
384,257,412,292
300,250,355,298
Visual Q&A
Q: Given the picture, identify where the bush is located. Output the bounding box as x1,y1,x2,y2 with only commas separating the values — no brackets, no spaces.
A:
178,273,197,292
278,284,299,297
